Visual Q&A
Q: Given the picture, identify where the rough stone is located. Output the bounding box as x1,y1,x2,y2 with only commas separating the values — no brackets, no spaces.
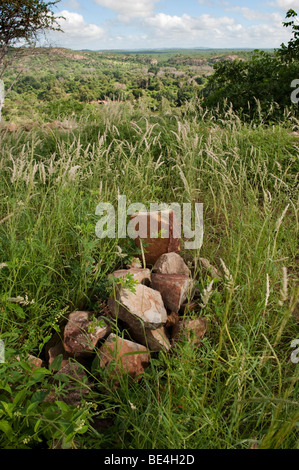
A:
16,354,43,370
63,311,111,357
129,210,180,266
151,273,194,313
172,317,208,347
108,284,168,350
108,284,167,327
109,268,151,285
153,252,191,277
98,334,150,380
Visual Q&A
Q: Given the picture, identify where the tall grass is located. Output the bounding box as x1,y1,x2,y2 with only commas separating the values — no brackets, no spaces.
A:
0,101,298,448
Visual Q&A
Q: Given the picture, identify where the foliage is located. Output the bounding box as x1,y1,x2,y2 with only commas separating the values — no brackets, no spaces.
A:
278,9,299,62
203,10,299,121
0,99,298,448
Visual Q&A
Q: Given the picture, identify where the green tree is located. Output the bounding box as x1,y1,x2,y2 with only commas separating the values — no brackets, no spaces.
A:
278,9,299,62
0,0,62,120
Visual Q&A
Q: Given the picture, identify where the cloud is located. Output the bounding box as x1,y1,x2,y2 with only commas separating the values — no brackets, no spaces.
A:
146,13,235,33
93,0,157,20
274,0,299,10
232,7,283,22
54,10,105,46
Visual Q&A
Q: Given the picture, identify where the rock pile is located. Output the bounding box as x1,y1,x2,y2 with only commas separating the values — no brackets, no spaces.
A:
22,210,209,405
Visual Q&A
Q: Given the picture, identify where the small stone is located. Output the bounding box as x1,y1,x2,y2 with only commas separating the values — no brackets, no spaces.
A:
172,317,208,347
63,311,111,357
153,252,191,277
98,334,150,380
16,354,43,370
126,258,142,269
151,273,194,313
109,268,151,285
129,210,180,266
7,122,18,132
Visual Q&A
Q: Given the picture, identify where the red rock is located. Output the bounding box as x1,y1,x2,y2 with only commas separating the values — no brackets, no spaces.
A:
63,311,111,357
108,284,167,327
16,354,43,370
153,252,191,276
108,284,168,351
109,268,151,285
172,317,208,347
129,210,180,266
151,273,194,313
98,334,150,380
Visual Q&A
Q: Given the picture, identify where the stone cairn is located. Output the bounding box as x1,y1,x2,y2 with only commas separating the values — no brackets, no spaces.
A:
22,210,212,406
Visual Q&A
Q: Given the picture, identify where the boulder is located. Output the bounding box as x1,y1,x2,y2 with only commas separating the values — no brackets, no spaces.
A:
63,311,111,357
172,317,208,347
153,252,191,277
108,284,168,350
151,273,194,313
129,210,180,266
109,268,151,285
98,334,150,380
108,284,167,327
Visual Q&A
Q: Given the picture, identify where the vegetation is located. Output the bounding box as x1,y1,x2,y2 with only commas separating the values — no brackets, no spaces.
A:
0,9,298,451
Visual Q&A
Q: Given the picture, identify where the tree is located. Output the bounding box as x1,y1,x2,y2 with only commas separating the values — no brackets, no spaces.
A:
203,10,299,121
278,9,299,62
0,0,63,120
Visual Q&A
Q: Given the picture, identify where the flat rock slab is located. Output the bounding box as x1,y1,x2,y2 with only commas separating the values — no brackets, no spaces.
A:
109,268,151,285
64,311,111,357
151,273,194,313
130,210,180,266
98,334,150,380
153,252,191,277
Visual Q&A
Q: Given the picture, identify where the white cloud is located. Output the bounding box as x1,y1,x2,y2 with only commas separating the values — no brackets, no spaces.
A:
275,0,299,9
232,7,283,22
54,10,105,46
93,0,157,19
146,13,235,33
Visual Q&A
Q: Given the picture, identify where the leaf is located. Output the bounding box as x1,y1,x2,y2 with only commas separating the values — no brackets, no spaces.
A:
55,400,70,412
13,389,27,407
49,354,63,372
0,420,13,440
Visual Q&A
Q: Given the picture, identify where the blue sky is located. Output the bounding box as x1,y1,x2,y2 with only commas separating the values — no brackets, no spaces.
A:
49,0,299,50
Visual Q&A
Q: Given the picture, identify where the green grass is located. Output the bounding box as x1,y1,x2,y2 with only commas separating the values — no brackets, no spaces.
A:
0,100,298,449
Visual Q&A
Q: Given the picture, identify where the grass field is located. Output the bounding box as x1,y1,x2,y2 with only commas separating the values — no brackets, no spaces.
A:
0,99,298,449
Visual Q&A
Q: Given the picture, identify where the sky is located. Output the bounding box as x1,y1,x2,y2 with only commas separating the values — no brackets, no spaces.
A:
47,0,299,50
